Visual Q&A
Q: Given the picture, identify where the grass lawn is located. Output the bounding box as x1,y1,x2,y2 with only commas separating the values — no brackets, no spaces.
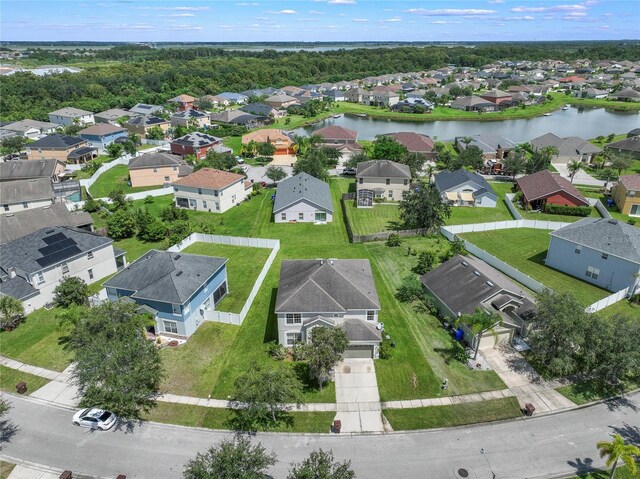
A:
74,155,113,180
182,242,272,314
344,202,402,235
88,164,160,198
578,187,640,228
145,402,335,433
138,143,157,151
0,365,50,394
223,136,242,155
383,397,521,430
600,300,640,318
555,378,640,406
583,159,640,180
0,461,16,479
568,464,640,479
0,308,72,372
518,208,600,224
460,228,609,307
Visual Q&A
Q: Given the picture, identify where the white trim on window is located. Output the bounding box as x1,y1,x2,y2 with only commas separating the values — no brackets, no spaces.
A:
163,321,178,334
285,313,302,325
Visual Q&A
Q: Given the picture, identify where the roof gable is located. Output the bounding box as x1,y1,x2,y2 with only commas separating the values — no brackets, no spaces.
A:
356,160,411,179
273,173,333,214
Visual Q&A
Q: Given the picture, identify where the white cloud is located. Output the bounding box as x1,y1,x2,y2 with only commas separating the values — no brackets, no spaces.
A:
352,18,369,22
237,2,259,5
504,15,535,20
160,13,195,17
157,6,209,11
566,11,588,16
405,8,495,16
268,9,297,14
327,0,356,4
384,17,402,22
431,20,461,24
168,24,204,30
488,0,505,3
511,4,586,13
309,10,324,14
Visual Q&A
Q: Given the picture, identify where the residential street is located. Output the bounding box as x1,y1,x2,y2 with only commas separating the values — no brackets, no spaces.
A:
1,392,639,479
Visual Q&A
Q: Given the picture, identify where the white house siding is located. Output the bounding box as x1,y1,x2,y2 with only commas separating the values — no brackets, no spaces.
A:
48,113,95,126
475,194,497,208
441,181,497,208
357,176,409,201
277,310,378,345
173,180,247,214
2,198,54,215
274,199,333,223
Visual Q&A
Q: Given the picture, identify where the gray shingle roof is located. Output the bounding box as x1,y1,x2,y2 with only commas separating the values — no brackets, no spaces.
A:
29,134,86,149
0,226,112,276
171,109,208,120
172,132,221,148
550,218,640,264
273,173,333,215
104,250,227,305
0,159,60,181
0,203,93,244
49,107,93,117
95,108,137,121
240,103,277,116
0,178,54,204
275,259,380,313
210,110,263,125
434,169,497,199
0,276,39,301
129,104,164,115
530,133,601,156
340,318,382,342
356,160,410,179
128,152,186,169
125,115,168,127
456,134,516,154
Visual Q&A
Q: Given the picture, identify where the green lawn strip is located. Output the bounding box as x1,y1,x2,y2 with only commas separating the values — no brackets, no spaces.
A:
518,208,600,223
565,95,640,111
0,365,50,394
383,397,522,430
568,464,639,479
89,164,160,198
555,378,640,406
583,159,640,179
600,300,640,318
138,143,157,151
0,461,16,479
460,228,609,307
0,308,72,372
182,242,272,314
145,402,335,433
345,202,402,235
113,236,165,263
366,238,506,399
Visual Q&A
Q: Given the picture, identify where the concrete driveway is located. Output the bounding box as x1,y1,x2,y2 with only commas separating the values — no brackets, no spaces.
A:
244,164,293,183
552,161,604,187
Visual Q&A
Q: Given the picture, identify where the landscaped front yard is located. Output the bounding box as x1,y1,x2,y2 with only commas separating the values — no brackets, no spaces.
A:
0,365,50,394
460,228,610,307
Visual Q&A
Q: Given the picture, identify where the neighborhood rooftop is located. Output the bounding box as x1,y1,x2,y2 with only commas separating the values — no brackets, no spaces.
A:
0,159,60,181
0,178,53,205
516,170,588,204
173,168,244,190
28,134,85,149
356,160,411,178
172,131,221,147
273,172,333,214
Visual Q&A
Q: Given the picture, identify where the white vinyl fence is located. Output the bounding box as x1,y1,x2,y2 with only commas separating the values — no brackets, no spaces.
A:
587,197,613,219
441,219,572,238
585,287,630,313
504,193,523,220
169,233,280,326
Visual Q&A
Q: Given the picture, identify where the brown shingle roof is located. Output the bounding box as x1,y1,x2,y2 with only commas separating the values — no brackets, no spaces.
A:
619,174,640,191
77,124,126,136
173,168,244,190
385,132,434,153
516,170,589,206
169,94,196,103
312,126,358,141
242,129,293,146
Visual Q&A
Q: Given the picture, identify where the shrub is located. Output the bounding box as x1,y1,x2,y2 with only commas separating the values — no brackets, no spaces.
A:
83,197,105,213
413,251,437,275
54,277,89,308
628,218,637,226
373,197,386,204
291,343,307,362
143,195,154,204
106,209,136,240
396,274,423,303
267,341,287,361
160,205,189,222
386,233,402,247
379,337,394,359
543,203,591,217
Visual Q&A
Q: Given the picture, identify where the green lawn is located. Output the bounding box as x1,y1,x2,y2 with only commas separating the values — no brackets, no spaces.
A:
518,207,600,224
600,300,640,318
88,164,160,198
578,187,640,228
0,365,49,394
182,242,272,314
383,397,521,430
146,402,335,433
0,461,16,479
344,202,402,235
460,228,609,307
556,378,640,406
568,464,640,479
0,308,73,372
223,136,242,155
74,155,113,180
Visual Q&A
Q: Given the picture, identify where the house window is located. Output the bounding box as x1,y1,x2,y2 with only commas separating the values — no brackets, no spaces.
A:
367,311,375,321
574,245,582,254
153,167,157,173
298,212,304,220
404,179,409,186
388,190,393,198
215,202,220,211
213,282,227,304
164,176,170,182
172,304,181,315
173,166,178,171
87,251,94,260
61,262,69,274
358,177,363,184
203,297,211,310
198,188,202,195
2,205,8,211
163,321,178,334
281,213,287,221
586,266,600,279
189,199,197,208
601,253,608,260
88,269,94,280
214,190,219,197
232,194,236,204
629,190,636,197
315,212,326,222
23,202,28,209
286,332,302,346
286,313,302,325
386,179,390,185
202,200,207,209
36,272,45,284
176,197,189,208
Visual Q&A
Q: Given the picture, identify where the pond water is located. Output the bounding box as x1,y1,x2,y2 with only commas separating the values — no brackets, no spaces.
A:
294,106,639,142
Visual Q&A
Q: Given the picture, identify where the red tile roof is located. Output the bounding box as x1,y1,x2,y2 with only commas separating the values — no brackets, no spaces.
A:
516,170,589,206
173,168,244,190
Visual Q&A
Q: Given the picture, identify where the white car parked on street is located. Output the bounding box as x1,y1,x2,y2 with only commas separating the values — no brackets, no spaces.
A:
72,408,117,430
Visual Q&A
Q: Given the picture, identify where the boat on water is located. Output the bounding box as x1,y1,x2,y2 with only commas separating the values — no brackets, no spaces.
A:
543,113,552,116
332,114,342,118
562,106,569,110
356,113,367,118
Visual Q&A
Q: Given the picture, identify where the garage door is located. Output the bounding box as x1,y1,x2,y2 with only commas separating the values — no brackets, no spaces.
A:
343,345,373,359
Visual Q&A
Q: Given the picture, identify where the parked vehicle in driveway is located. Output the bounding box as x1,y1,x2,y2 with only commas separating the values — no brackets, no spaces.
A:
72,408,117,430
342,168,356,175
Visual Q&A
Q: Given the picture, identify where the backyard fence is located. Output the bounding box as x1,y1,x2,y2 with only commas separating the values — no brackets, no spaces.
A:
141,139,170,146
587,197,613,219
504,193,523,220
441,219,572,238
169,233,280,326
585,287,630,313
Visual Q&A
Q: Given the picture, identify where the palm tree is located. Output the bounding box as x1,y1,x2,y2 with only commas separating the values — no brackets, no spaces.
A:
459,308,502,360
596,434,640,479
567,160,582,183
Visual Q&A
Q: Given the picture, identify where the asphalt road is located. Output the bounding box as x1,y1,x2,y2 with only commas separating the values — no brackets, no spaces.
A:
1,393,639,479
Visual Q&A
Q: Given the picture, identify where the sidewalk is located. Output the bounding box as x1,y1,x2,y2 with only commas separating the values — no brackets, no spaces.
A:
1,457,106,479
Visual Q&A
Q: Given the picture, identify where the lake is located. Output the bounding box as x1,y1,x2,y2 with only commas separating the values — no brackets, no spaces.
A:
294,106,639,142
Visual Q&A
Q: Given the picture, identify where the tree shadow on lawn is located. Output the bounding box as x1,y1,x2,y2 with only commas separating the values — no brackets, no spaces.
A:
263,288,279,344
292,361,325,396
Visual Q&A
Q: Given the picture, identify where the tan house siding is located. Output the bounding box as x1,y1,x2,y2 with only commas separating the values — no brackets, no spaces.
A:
26,145,88,162
356,176,409,201
130,165,183,188
612,182,640,216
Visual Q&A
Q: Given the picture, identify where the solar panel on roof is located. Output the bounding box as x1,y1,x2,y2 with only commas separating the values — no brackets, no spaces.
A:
42,232,65,245
36,245,82,268
38,237,76,257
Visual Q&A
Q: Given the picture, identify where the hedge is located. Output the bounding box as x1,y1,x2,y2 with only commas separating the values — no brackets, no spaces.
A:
543,203,591,217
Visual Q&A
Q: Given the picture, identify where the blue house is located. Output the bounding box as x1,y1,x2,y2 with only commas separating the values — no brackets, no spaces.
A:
545,218,640,294
104,250,228,338
77,124,128,152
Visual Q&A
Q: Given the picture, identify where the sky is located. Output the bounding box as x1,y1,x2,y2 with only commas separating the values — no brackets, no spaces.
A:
1,0,638,43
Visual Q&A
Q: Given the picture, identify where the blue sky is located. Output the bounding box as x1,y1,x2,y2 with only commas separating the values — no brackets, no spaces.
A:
1,1,638,42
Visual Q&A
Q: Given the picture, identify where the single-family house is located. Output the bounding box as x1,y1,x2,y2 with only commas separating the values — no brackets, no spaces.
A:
241,129,295,156
128,152,193,188
545,218,640,293
275,259,383,358
273,173,333,223
216,92,248,104
170,109,211,128
168,94,197,111
0,178,55,214
263,94,299,109
172,168,249,213
26,134,97,164
129,103,164,116
574,88,609,99
210,110,266,127
0,203,93,244
455,134,516,160
124,115,171,137
1,120,59,140
421,255,537,348
104,250,228,338
450,96,497,112
611,174,640,217
77,124,128,152
48,107,94,126
170,132,229,161
516,170,590,210
605,135,640,160
240,103,282,119
324,90,346,102
479,89,513,105
94,108,138,125
0,159,65,183
356,160,411,207
434,169,498,208
362,90,400,107
612,88,640,102
384,132,436,160
0,226,126,313
530,133,602,164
